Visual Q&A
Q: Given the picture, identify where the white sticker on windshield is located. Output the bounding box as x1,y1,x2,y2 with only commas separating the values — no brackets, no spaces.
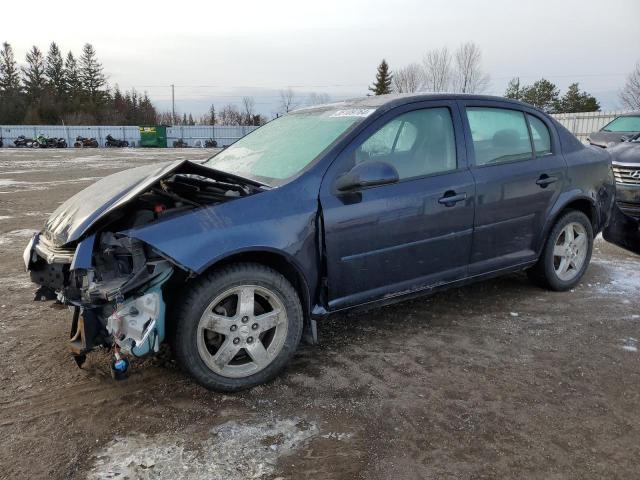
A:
329,109,375,118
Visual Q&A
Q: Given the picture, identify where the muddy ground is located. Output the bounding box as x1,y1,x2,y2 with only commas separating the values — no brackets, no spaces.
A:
0,148,638,480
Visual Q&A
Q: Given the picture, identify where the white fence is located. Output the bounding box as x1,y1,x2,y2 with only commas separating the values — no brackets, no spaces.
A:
0,111,631,148
0,125,259,148
550,111,625,142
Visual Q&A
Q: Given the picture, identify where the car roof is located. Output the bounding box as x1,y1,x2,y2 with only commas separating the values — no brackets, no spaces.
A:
616,111,640,117
293,93,542,115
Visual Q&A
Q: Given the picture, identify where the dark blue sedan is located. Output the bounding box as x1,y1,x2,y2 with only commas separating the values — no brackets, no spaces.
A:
25,94,618,391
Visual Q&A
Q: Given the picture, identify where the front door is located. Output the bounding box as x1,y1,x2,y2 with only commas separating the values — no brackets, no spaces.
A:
319,101,475,310
459,102,567,275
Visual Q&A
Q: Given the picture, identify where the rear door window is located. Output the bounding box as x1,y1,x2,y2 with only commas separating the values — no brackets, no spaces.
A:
466,107,533,166
527,114,552,156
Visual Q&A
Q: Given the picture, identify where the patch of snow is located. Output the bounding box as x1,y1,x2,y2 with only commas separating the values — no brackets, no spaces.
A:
0,229,38,246
592,258,640,296
0,216,13,220
509,312,519,317
88,417,322,480
620,337,638,353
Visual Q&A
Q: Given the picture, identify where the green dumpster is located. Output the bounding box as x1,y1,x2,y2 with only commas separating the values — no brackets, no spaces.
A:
138,125,168,148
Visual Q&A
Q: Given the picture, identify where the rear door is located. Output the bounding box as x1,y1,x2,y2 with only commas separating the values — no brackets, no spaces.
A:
319,101,475,310
459,100,567,275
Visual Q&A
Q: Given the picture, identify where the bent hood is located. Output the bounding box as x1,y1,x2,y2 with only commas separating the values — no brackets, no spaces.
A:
608,142,640,165
44,160,187,246
589,130,638,148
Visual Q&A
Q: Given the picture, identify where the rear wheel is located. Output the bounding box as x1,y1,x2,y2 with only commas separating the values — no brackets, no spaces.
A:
528,210,593,291
173,263,303,391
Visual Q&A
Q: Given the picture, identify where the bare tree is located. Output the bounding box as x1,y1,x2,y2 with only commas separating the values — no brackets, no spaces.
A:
279,88,299,113
620,61,640,110
218,103,243,125
307,92,331,105
393,63,425,93
241,96,255,124
452,42,490,94
422,47,452,92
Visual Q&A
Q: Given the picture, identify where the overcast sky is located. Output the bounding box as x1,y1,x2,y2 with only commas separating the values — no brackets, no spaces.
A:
4,0,639,116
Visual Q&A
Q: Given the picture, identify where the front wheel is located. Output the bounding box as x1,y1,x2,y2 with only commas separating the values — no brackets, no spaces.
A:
173,263,303,392
528,210,593,291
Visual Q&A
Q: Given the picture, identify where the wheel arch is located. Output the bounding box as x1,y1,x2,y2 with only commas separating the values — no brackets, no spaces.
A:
197,248,314,335
538,194,598,255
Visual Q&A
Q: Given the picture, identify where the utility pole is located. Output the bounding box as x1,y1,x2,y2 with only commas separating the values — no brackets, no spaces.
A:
171,84,175,125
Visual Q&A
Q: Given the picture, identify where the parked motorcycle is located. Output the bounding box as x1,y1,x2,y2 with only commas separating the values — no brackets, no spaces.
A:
74,136,99,148
204,139,218,148
14,135,35,148
34,135,68,148
104,134,129,148
173,138,189,148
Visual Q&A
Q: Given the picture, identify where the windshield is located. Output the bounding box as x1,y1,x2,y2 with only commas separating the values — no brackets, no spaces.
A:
203,107,375,185
602,115,640,132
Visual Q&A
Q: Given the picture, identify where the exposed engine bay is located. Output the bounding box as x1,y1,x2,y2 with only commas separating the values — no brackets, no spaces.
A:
24,161,265,375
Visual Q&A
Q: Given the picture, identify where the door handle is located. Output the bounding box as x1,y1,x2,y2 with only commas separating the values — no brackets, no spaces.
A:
536,174,558,188
438,191,467,206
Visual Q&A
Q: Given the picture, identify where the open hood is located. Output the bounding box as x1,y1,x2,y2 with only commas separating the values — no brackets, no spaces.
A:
44,160,187,247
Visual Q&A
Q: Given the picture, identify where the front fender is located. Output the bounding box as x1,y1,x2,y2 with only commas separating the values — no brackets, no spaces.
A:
122,183,320,296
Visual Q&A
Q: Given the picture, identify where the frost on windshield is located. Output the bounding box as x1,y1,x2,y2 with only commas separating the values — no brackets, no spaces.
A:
205,109,372,183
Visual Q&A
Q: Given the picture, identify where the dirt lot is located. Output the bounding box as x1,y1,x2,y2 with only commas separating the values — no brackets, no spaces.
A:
0,148,639,480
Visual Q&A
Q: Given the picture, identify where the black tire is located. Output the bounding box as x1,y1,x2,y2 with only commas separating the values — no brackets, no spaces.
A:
173,262,303,392
528,210,593,291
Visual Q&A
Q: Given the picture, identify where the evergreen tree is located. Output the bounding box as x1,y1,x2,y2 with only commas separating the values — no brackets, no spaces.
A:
64,51,81,108
504,77,523,101
521,78,560,112
188,113,194,125
555,83,600,113
208,104,216,125
0,42,24,123
79,43,107,103
45,42,66,98
182,113,188,125
369,59,393,95
22,46,47,101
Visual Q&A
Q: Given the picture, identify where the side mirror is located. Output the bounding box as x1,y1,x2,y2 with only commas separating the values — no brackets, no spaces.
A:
334,161,399,192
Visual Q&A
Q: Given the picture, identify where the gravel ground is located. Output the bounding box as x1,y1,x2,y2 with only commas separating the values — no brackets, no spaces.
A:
0,149,639,480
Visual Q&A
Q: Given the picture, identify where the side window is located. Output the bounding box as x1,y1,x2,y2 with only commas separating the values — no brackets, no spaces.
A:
527,114,552,156
354,108,457,180
466,107,533,166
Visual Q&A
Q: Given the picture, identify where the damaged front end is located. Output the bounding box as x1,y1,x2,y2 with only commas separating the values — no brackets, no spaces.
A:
24,160,265,372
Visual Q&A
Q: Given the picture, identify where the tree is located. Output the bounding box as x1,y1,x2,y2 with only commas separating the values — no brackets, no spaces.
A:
278,88,298,113
393,63,424,93
556,83,600,113
22,46,47,101
241,96,255,124
521,78,560,112
307,92,331,105
369,59,393,95
452,42,489,93
208,104,216,125
620,62,640,110
45,42,66,98
64,51,81,102
504,77,524,100
0,42,24,123
423,47,452,92
79,43,107,102
218,104,243,125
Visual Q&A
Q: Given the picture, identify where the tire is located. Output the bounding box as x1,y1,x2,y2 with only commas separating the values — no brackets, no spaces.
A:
528,210,593,291
173,262,303,392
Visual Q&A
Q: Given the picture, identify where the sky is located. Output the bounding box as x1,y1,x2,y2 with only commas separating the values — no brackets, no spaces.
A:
4,0,639,116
